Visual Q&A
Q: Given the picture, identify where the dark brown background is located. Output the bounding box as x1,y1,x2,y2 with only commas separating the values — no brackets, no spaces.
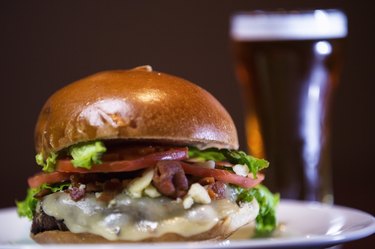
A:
0,0,374,248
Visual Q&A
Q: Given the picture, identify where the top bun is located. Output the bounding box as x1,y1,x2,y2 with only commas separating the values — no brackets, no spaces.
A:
35,66,239,154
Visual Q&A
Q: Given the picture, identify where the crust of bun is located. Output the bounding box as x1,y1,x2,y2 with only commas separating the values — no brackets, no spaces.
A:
31,201,257,244
35,66,238,154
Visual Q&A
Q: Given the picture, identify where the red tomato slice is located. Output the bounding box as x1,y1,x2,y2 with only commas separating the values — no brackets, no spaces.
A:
56,147,188,173
181,162,264,188
28,172,72,188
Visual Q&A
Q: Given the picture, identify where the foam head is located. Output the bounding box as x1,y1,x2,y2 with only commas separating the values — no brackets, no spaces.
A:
230,9,347,41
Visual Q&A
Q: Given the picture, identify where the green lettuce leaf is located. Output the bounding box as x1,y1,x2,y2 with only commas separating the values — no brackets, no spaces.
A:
35,141,107,172
188,147,226,161
41,182,70,192
16,183,70,220
236,184,279,235
16,188,39,220
68,141,107,169
223,150,269,178
35,152,58,172
188,147,269,177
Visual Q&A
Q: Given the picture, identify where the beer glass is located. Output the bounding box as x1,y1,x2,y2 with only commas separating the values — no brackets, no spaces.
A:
230,10,347,203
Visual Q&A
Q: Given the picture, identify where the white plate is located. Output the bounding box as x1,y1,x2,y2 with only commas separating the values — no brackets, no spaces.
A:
0,200,374,249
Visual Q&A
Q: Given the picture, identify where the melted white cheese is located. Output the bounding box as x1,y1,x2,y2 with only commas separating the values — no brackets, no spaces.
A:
41,192,255,241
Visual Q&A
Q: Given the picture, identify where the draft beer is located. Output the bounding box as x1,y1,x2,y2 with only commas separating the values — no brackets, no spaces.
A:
230,10,347,203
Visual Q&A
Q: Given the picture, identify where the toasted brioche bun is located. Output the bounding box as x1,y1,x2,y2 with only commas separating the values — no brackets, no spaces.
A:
32,200,258,243
35,66,238,154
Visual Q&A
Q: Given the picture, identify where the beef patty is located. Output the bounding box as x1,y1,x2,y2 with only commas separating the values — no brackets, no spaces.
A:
31,209,68,234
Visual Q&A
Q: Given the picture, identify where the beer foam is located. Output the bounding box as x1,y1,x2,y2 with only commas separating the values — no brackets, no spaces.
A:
231,10,347,41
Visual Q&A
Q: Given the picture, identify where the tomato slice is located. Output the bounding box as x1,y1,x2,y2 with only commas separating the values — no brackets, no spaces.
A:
181,162,264,188
28,172,72,188
56,147,188,173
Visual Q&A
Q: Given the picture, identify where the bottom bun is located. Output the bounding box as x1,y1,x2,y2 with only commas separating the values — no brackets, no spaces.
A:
32,201,258,244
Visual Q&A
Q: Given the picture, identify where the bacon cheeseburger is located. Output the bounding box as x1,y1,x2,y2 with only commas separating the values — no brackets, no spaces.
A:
17,66,278,243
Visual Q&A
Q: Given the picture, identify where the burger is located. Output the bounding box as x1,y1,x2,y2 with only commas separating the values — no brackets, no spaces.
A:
17,66,278,243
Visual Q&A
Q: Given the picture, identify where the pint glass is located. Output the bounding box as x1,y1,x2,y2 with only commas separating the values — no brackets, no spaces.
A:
230,10,347,203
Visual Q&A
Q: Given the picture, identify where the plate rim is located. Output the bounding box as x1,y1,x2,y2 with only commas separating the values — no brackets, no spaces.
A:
0,200,374,249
